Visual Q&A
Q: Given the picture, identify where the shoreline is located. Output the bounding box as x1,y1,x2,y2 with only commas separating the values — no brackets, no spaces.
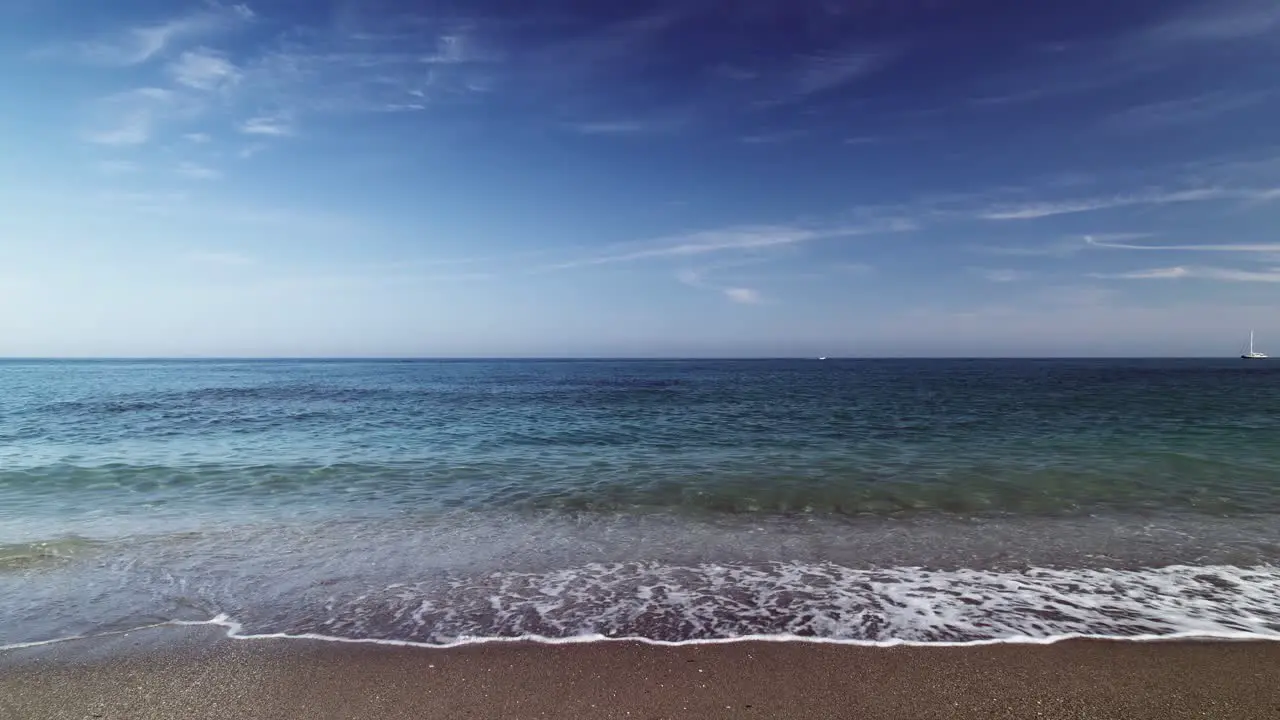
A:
7,614,1280,653
6,625,1280,719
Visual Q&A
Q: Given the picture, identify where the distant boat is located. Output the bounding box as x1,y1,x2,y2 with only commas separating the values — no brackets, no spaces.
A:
1241,330,1268,359
817,356,827,361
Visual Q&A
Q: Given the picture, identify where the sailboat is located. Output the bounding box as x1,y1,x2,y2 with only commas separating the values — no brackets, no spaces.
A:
1241,330,1268,359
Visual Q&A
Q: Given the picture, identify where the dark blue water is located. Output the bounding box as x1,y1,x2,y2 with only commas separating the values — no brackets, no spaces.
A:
3,359,1280,646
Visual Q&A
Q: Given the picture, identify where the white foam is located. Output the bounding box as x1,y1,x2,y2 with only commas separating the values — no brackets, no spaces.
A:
6,562,1279,652
296,562,1280,644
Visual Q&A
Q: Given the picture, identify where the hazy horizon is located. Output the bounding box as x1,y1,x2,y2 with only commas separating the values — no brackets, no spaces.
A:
0,354,1265,361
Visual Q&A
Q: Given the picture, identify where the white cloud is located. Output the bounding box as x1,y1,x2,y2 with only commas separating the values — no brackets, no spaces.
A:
792,48,895,97
184,133,212,143
753,46,901,107
168,48,241,91
740,129,807,145
1106,90,1270,130
833,262,875,275
974,268,1029,283
240,115,293,136
1092,266,1280,282
568,119,682,136
724,287,762,304
54,3,254,67
1085,236,1280,252
177,162,222,180
978,187,1276,220
1144,0,1280,43
1092,266,1191,280
547,219,913,271
973,234,1150,257
228,23,497,121
84,88,178,146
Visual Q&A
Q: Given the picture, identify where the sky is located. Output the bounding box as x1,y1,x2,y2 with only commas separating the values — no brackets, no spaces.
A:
2,0,1280,357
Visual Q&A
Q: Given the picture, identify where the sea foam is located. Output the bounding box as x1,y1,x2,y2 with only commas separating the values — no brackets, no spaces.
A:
248,562,1280,645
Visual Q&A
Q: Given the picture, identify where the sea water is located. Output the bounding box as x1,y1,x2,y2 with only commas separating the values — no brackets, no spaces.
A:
2,359,1279,646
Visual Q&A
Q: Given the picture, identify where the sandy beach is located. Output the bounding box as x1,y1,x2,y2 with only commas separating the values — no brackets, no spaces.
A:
4,626,1280,719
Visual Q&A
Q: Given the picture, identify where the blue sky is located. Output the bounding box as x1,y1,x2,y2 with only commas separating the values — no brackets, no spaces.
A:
2,0,1280,357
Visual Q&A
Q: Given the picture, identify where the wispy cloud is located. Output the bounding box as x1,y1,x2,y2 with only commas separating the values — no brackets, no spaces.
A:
51,2,253,67
1085,236,1280,252
748,46,900,108
1143,0,1280,43
84,88,180,146
1106,90,1271,130
791,48,896,99
94,160,141,176
177,162,221,180
184,132,212,143
832,262,875,276
240,115,293,137
676,266,765,305
973,268,1030,283
740,129,807,145
977,187,1277,221
973,234,1150,257
966,1,1280,109
232,22,496,121
723,287,763,304
167,48,241,91
1092,266,1280,282
568,120,670,136
546,220,913,271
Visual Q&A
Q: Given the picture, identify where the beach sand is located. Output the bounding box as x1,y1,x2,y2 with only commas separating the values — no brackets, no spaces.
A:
4,626,1280,719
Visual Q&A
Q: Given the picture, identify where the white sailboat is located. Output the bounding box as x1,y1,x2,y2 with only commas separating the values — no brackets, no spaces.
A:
1241,330,1268,359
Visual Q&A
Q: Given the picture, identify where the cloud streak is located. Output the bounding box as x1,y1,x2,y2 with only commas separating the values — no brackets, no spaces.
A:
240,115,294,137
1092,266,1280,282
177,162,221,180
974,268,1030,283
1085,236,1280,252
55,2,253,66
978,187,1278,220
791,48,896,99
677,267,764,305
723,287,762,304
1105,90,1271,130
168,48,241,91
545,220,914,270
569,120,669,136
970,234,1154,257
84,88,179,146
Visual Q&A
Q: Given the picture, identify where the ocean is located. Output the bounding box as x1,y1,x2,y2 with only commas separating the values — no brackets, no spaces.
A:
3,358,1279,648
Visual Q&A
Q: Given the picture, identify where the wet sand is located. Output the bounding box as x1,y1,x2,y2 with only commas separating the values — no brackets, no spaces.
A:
4,626,1280,719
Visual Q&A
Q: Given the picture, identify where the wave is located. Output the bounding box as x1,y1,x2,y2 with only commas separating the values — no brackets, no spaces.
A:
4,563,1279,651
282,562,1280,644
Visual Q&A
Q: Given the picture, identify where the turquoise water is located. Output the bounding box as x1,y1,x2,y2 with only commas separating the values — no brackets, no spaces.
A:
3,359,1280,645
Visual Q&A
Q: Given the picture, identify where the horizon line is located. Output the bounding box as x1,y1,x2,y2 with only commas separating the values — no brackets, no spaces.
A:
0,356,1257,362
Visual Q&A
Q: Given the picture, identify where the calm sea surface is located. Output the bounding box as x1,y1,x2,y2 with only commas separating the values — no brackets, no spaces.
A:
3,359,1280,646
